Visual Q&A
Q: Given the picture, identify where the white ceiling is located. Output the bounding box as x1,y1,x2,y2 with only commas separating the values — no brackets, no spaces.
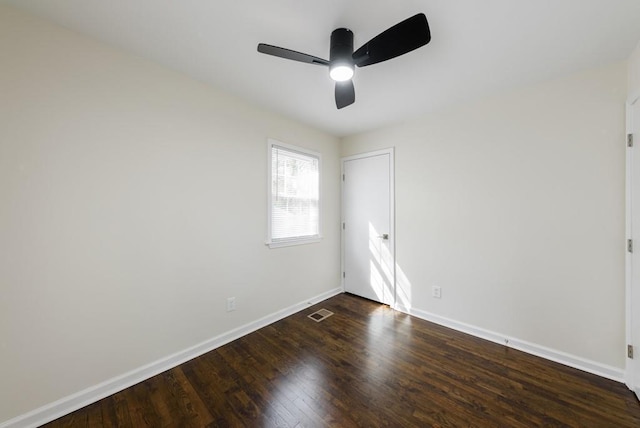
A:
5,0,640,137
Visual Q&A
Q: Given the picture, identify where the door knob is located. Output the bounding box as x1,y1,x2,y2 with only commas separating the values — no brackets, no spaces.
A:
379,234,389,240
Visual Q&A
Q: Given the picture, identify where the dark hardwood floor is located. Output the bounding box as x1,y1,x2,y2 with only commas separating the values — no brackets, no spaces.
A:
44,293,640,427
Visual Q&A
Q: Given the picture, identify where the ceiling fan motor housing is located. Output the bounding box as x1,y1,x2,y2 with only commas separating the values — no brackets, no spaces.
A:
330,28,354,79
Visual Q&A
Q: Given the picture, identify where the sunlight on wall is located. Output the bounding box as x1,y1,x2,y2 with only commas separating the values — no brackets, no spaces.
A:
395,266,412,313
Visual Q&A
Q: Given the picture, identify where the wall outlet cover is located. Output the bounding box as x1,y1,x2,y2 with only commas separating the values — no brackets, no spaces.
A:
432,286,442,299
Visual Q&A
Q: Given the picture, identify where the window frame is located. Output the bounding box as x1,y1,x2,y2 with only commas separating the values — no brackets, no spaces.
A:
266,139,322,249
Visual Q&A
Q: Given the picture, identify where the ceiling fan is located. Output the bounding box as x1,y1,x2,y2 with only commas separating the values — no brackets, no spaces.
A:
257,13,431,109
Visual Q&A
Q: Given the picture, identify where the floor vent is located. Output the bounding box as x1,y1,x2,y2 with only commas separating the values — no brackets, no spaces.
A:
308,308,334,322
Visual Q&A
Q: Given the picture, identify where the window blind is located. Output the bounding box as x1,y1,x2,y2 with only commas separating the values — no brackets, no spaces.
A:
270,145,320,242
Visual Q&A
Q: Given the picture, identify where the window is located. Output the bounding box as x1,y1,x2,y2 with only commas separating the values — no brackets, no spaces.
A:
267,140,321,248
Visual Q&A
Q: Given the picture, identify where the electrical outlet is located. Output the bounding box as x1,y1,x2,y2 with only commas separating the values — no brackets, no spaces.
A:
227,297,236,312
432,286,442,299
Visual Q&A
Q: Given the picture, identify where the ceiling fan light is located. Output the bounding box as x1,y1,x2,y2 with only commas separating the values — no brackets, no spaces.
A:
330,65,354,82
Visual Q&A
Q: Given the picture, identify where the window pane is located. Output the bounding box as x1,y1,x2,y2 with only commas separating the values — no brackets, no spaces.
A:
271,145,320,242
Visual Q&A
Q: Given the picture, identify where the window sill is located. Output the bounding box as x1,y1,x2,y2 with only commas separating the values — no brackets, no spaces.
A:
266,236,322,249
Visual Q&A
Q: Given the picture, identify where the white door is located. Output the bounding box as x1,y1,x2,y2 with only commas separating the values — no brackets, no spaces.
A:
628,98,640,400
342,149,395,305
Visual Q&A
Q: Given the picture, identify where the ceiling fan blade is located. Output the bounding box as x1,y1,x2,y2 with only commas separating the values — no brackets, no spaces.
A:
257,44,329,66
352,13,431,67
335,80,355,109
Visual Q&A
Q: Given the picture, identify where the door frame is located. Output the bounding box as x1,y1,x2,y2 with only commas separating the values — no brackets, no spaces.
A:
341,148,396,306
626,97,639,395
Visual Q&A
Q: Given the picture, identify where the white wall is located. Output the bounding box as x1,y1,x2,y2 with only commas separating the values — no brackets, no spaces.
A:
0,5,340,423
342,62,627,369
630,41,640,102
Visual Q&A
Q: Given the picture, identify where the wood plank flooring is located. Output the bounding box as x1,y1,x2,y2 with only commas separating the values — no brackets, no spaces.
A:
43,293,640,427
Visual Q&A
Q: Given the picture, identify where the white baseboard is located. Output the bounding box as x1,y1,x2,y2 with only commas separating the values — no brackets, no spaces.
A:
396,305,624,383
0,287,342,428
